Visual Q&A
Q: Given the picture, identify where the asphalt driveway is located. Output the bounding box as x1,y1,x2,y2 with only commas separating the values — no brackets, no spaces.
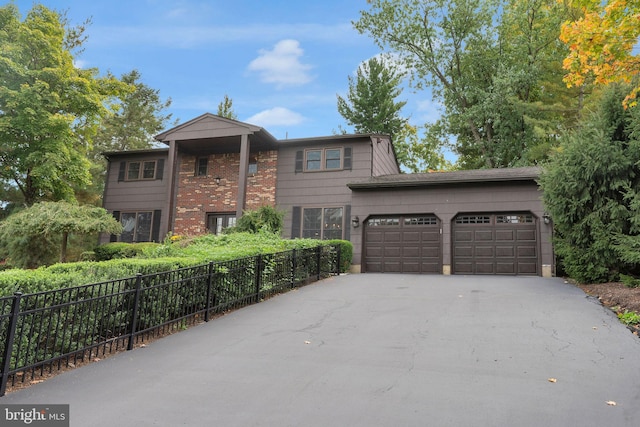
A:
2,274,640,426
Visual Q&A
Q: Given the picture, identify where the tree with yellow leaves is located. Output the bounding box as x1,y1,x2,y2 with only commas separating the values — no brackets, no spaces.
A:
560,0,640,107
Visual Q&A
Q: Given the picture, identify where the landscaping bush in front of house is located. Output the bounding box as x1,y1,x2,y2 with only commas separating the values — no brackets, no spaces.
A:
0,232,351,297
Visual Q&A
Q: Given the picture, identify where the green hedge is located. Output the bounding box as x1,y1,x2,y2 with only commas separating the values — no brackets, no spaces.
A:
0,243,343,372
93,242,161,261
0,257,197,296
327,239,353,273
0,233,351,297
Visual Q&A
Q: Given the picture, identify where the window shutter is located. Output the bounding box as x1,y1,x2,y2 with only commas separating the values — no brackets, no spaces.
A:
110,211,121,242
291,206,301,238
295,151,304,173
344,205,351,241
118,162,126,182
151,210,162,242
343,147,352,170
156,159,164,180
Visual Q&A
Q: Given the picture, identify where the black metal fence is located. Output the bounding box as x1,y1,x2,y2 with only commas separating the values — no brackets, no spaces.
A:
0,244,340,396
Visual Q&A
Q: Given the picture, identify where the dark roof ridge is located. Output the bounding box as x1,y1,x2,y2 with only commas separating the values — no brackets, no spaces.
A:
348,166,540,189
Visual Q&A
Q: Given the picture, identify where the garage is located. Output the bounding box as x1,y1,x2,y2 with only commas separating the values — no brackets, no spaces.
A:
364,215,441,273
452,212,539,275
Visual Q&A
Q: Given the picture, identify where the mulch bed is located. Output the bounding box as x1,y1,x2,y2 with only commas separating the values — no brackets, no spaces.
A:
575,281,640,335
575,281,640,314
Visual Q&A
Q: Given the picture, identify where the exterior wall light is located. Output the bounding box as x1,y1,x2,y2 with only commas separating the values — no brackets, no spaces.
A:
351,216,360,228
215,176,221,185
543,213,551,224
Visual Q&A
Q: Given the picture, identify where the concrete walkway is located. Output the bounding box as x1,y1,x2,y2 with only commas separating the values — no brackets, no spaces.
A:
2,274,640,426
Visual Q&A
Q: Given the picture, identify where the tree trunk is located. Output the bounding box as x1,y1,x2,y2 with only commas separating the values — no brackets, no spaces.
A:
60,231,68,263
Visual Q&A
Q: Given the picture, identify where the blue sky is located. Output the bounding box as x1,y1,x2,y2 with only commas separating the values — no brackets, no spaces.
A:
11,0,442,140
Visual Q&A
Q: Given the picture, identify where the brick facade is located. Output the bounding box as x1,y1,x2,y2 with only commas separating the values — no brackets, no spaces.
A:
174,150,278,235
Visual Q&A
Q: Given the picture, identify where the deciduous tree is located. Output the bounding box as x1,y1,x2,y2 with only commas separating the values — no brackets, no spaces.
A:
560,0,640,107
0,4,125,206
0,201,122,267
354,0,579,168
217,94,238,120
393,123,452,172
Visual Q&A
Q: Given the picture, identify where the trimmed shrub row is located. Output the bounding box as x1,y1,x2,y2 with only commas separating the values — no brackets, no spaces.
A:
0,234,353,297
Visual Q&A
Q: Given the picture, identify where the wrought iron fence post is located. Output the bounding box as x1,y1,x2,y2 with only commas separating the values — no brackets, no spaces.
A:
1,292,23,397
316,246,322,280
291,249,297,288
127,274,143,351
254,255,263,303
205,262,214,322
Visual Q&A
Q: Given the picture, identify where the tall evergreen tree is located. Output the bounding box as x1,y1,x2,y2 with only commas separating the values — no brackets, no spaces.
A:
337,56,408,138
91,70,174,155
540,84,640,283
85,70,174,204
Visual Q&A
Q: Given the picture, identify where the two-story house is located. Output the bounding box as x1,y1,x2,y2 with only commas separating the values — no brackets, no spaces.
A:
102,113,554,277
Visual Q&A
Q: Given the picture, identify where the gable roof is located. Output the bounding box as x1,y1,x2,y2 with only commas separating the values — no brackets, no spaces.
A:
347,167,541,189
154,113,277,145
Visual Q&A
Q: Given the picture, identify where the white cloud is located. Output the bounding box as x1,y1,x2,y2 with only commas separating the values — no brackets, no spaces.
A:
74,59,88,69
245,107,305,127
415,98,443,124
247,39,313,88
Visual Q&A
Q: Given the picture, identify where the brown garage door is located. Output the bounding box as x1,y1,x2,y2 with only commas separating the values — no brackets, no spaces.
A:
364,215,441,273
452,213,538,275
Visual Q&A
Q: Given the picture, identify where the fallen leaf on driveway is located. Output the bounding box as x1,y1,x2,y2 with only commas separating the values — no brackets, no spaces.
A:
304,340,311,345
606,401,617,406
548,378,557,383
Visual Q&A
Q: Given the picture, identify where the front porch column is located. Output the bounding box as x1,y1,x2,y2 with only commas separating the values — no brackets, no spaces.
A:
162,139,177,239
236,134,250,219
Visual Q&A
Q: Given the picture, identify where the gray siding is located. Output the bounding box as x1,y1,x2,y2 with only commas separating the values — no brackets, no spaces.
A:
159,115,253,141
276,140,372,239
101,152,169,243
349,181,553,274
372,136,400,176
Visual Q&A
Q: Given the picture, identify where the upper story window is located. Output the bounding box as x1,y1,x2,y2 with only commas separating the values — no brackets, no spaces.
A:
196,157,208,176
248,157,258,175
296,147,351,173
127,161,157,180
117,159,164,182
305,148,342,171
